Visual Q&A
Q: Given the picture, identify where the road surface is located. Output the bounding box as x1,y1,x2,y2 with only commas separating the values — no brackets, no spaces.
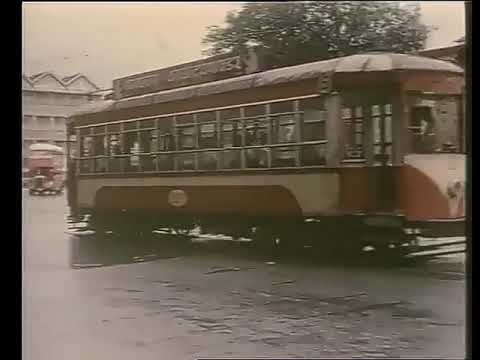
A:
23,192,466,359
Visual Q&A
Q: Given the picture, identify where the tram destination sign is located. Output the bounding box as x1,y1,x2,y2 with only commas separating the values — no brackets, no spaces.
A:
113,48,261,100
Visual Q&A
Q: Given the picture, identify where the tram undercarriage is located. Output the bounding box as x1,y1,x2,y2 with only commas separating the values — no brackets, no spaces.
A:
68,210,465,263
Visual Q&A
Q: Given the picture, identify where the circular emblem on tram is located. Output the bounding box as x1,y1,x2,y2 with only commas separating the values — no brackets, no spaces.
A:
168,189,188,207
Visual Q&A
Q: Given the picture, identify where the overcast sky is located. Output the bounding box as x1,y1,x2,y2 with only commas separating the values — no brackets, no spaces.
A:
22,1,466,89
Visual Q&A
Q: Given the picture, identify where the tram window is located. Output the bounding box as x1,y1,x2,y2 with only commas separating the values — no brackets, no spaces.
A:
93,136,106,172
197,111,215,124
123,121,137,131
107,124,121,133
198,151,218,170
409,98,460,153
373,116,382,144
93,135,105,155
304,108,326,122
122,132,136,154
220,108,240,121
176,153,195,170
139,119,155,129
139,131,152,153
108,135,121,155
199,123,217,148
277,123,295,144
342,108,352,119
140,154,155,171
128,141,141,171
302,101,327,142
355,106,363,118
384,116,392,143
222,126,233,147
222,122,241,147
244,105,265,118
178,127,195,149
80,136,93,157
272,115,295,144
434,99,460,151
303,122,325,141
344,107,364,159
272,148,295,167
410,106,437,154
384,104,392,115
245,120,267,145
139,130,155,171
93,136,107,172
270,101,293,114
80,159,94,173
302,143,327,166
93,126,105,134
159,133,175,152
158,117,174,133
243,119,268,168
150,131,159,152
156,154,173,171
300,97,324,111
108,134,121,172
176,114,194,125
221,149,241,169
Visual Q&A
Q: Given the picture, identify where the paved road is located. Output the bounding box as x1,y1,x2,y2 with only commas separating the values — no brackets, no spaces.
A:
23,192,466,360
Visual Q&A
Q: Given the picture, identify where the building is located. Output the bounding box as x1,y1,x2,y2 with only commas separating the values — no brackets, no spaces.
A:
22,72,104,165
419,37,465,68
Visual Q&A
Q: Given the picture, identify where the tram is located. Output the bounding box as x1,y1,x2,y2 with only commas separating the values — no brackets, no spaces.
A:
66,51,465,258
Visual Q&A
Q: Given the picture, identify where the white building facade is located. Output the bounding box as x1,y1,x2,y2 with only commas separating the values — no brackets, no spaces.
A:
22,72,103,165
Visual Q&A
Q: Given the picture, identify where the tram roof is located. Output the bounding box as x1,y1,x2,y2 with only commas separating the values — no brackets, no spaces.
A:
72,52,463,117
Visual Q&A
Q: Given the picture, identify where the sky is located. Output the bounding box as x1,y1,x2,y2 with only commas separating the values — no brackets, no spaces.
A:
22,1,466,89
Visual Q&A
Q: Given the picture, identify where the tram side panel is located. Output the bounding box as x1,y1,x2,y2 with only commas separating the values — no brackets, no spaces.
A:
74,172,341,219
396,153,466,237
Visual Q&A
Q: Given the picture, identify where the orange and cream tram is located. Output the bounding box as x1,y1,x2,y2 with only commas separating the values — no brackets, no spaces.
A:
66,51,465,258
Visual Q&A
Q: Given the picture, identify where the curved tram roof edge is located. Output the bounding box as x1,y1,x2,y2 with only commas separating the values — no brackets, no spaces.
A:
71,53,463,118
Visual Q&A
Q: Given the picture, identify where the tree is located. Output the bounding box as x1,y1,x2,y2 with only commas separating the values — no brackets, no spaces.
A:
202,1,431,68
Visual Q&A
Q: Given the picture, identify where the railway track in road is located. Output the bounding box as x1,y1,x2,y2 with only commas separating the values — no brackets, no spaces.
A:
405,237,466,260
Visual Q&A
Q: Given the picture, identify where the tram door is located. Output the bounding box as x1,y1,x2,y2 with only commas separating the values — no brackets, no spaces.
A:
371,104,393,165
370,103,394,210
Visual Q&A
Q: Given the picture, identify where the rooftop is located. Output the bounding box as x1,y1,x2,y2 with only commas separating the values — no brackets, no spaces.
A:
23,72,100,94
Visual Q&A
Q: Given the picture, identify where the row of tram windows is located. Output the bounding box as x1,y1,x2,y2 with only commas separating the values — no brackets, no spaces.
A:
76,98,395,174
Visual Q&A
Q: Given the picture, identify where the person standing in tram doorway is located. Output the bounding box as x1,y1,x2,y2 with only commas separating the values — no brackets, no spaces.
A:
411,105,437,153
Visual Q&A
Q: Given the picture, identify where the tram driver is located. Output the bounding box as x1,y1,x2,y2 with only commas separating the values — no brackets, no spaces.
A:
410,105,437,153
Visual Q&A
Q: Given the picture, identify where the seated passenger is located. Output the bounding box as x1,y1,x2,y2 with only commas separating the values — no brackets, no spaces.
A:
246,128,268,168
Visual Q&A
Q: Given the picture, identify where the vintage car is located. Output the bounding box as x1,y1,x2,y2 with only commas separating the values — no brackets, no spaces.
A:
27,157,65,196
26,144,66,196
29,166,65,195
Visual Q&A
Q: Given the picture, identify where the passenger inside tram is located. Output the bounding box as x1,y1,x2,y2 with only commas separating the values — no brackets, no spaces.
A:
410,106,439,154
246,122,268,168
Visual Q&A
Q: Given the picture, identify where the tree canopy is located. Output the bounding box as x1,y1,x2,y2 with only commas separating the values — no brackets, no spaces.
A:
202,1,431,68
